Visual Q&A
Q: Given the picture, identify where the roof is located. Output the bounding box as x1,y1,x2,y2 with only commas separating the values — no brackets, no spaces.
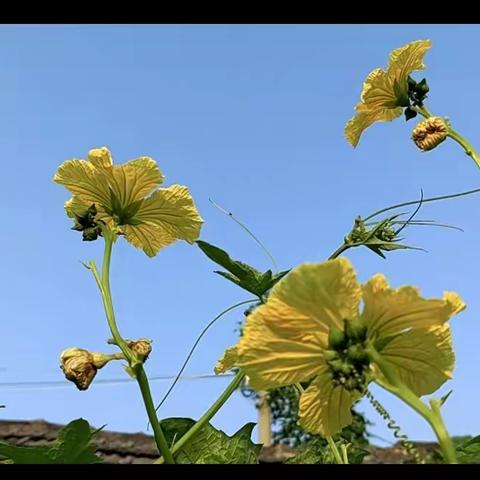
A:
0,419,439,464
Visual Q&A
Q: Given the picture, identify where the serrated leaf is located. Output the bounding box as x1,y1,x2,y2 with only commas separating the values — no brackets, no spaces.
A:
197,240,262,280
285,438,333,464
285,437,368,464
0,444,53,464
199,240,289,297
0,418,101,464
160,417,261,464
49,418,101,464
456,435,480,464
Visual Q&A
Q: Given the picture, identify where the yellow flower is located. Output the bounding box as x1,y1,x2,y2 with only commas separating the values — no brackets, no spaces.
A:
54,147,203,257
217,258,465,437
345,40,432,147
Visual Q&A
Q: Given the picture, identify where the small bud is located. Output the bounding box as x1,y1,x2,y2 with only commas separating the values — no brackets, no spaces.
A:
412,117,448,151
346,344,369,365
345,318,367,342
126,338,152,362
323,350,339,361
328,327,347,351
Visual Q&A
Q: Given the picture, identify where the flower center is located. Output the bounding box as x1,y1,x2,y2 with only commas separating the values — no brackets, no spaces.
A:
325,318,370,393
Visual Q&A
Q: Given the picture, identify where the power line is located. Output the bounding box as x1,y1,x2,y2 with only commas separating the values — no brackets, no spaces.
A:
0,373,235,391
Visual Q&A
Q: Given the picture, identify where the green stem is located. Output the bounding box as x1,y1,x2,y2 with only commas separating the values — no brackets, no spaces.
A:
366,346,457,464
154,371,245,464
446,128,480,169
91,233,175,464
137,366,176,465
340,444,349,465
327,436,344,464
328,243,351,260
413,105,480,170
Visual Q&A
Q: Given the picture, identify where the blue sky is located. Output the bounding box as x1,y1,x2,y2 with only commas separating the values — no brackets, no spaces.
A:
1,24,480,448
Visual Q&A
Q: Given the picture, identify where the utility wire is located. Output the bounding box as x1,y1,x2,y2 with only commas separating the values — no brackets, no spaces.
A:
0,373,235,391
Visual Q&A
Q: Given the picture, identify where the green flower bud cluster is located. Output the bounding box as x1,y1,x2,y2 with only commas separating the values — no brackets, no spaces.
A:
344,216,367,244
404,76,430,121
326,318,370,393
71,204,103,242
345,216,396,246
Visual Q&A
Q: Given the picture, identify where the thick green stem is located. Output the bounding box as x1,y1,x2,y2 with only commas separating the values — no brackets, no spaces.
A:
367,346,457,464
154,371,245,464
91,233,175,464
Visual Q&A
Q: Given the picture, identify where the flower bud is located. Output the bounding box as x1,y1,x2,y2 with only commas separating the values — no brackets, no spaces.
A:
328,327,347,351
345,318,367,342
323,350,339,362
126,338,152,362
60,348,98,390
346,344,369,365
412,117,448,151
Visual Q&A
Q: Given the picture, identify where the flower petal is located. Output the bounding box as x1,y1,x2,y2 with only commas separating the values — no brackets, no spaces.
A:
359,68,400,110
54,159,112,208
235,312,325,390
361,274,465,337
87,147,113,168
109,158,164,210
387,39,432,81
124,184,203,257
375,324,454,396
299,366,361,437
214,346,238,375
265,259,362,336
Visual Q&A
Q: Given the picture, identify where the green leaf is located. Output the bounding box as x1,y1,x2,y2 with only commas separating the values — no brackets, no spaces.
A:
0,418,101,464
0,444,53,464
197,240,260,280
160,417,262,464
456,435,480,464
285,438,334,464
439,390,453,407
197,240,289,297
285,437,368,464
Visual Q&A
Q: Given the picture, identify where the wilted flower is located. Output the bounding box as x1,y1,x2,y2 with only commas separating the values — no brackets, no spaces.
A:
126,338,152,362
412,117,449,151
60,348,113,391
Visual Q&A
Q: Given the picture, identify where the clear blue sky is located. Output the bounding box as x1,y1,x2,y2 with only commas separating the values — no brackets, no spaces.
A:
1,24,480,447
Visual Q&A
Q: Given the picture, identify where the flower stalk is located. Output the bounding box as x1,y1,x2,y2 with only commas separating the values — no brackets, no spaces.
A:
366,345,457,464
90,230,175,464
